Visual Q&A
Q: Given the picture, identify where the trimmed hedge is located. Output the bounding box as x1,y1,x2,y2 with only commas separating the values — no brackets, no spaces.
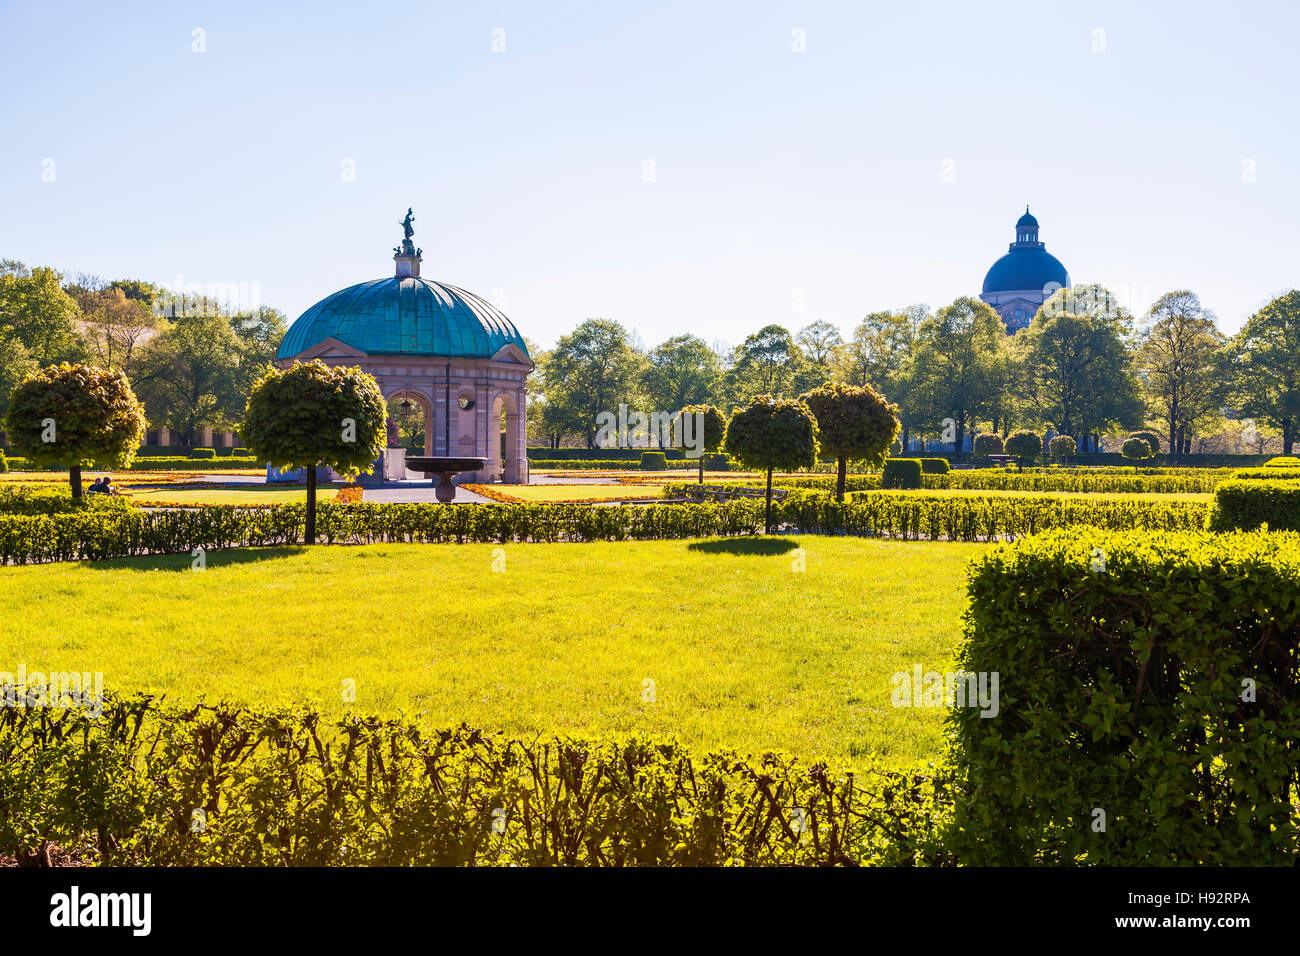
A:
1208,479,1300,532
0,492,1214,565
929,470,1221,495
881,459,922,489
640,451,668,471
188,447,216,459
949,529,1300,864
0,485,135,516
918,457,950,475
1266,456,1300,467
1230,468,1300,481
0,694,950,866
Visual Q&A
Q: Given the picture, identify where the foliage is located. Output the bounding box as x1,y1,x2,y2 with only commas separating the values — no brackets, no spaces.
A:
639,451,668,471
4,363,147,497
188,447,216,459
908,297,1007,453
800,381,899,498
1208,479,1300,532
918,458,949,474
131,313,247,445
1121,437,1154,461
724,395,820,473
880,459,922,489
1135,291,1225,455
0,694,951,866
972,432,1003,457
1048,434,1076,461
1130,430,1163,454
1003,430,1041,468
948,529,1300,864
1224,290,1300,455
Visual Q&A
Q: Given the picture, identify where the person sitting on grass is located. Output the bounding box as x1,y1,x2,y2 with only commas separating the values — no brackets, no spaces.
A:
87,477,107,495
100,476,121,496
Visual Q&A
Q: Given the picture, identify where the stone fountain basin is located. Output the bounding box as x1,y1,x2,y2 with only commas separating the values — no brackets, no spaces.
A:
404,457,488,503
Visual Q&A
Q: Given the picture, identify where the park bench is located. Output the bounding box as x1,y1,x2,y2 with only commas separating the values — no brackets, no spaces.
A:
986,454,1015,468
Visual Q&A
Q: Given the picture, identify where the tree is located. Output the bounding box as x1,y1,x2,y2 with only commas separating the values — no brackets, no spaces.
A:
132,314,244,444
1226,290,1300,454
0,266,85,365
1004,430,1042,471
724,395,820,533
1130,430,1163,455
677,403,726,483
973,432,1003,458
240,360,386,545
795,320,843,390
0,335,37,423
909,297,1005,453
75,286,158,377
1135,291,1225,459
544,319,642,448
1048,434,1076,463
1019,286,1142,451
5,364,146,499
726,325,805,401
642,334,720,415
1122,437,1154,462
800,382,899,499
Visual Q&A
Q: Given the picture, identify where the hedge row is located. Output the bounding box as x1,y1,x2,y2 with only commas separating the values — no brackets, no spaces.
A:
0,695,949,866
951,529,1300,864
0,493,1215,565
0,485,134,516
929,470,1221,494
3,456,262,472
1208,479,1300,532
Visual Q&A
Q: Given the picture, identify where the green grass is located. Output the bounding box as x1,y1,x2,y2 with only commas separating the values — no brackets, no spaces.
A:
0,538,980,771
474,483,665,502
120,485,344,506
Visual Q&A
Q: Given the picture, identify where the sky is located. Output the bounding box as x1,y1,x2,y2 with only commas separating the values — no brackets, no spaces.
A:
2,0,1298,351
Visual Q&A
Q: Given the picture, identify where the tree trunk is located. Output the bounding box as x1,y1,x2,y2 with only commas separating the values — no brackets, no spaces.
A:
900,424,909,454
836,456,847,501
764,467,773,535
1284,419,1294,455
698,455,705,484
305,464,317,545
69,465,82,500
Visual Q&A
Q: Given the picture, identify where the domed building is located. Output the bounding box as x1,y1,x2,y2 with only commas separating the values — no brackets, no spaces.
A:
979,207,1070,333
276,211,533,483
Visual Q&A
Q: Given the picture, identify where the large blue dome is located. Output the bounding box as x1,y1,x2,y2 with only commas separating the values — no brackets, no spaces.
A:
981,247,1070,295
277,275,528,361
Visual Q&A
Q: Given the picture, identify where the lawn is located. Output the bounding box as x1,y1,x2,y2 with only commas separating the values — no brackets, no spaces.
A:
119,484,344,506
470,483,665,502
0,538,980,771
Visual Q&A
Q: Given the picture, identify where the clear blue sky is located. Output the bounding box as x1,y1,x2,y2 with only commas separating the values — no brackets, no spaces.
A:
2,0,1297,349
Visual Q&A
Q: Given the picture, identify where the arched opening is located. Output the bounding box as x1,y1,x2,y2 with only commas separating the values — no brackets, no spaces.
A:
386,389,432,461
489,391,523,483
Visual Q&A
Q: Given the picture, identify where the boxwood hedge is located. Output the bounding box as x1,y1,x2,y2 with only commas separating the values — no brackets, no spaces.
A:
949,529,1300,864
1208,479,1300,531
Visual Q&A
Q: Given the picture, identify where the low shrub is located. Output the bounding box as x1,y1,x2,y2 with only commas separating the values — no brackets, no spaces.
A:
1208,479,1300,532
0,485,134,516
0,451,6,474
704,452,731,471
640,451,668,471
1121,437,1154,462
1266,456,1300,467
949,529,1300,864
1048,435,1076,461
918,458,950,475
1230,468,1300,481
926,469,1220,495
188,447,216,459
881,459,922,489
1129,430,1163,454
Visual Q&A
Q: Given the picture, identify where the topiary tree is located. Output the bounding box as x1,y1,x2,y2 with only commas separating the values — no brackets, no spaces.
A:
800,382,900,500
677,403,726,483
1049,434,1076,464
1130,430,1162,456
724,395,820,533
1121,437,1154,463
1004,430,1043,471
973,432,1004,459
241,360,386,544
4,363,147,499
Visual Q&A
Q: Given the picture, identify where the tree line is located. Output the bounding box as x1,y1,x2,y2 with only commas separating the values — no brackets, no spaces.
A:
531,286,1300,456
0,259,285,446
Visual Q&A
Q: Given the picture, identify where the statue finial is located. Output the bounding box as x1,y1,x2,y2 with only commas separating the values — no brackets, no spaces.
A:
400,207,415,240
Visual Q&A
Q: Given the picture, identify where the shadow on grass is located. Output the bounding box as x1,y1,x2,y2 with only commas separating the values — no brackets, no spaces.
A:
86,546,310,572
686,537,800,556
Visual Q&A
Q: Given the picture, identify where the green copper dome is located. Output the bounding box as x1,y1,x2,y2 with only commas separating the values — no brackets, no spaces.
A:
277,276,528,361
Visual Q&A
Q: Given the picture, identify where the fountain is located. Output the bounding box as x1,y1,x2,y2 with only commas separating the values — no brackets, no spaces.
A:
404,457,488,502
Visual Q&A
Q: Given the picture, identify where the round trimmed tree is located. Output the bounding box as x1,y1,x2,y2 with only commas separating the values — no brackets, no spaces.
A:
1004,430,1043,471
724,395,820,533
240,360,386,544
5,363,147,499
1130,430,1162,455
1121,437,1154,463
677,403,726,484
973,432,1004,460
1049,434,1076,464
800,382,899,500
